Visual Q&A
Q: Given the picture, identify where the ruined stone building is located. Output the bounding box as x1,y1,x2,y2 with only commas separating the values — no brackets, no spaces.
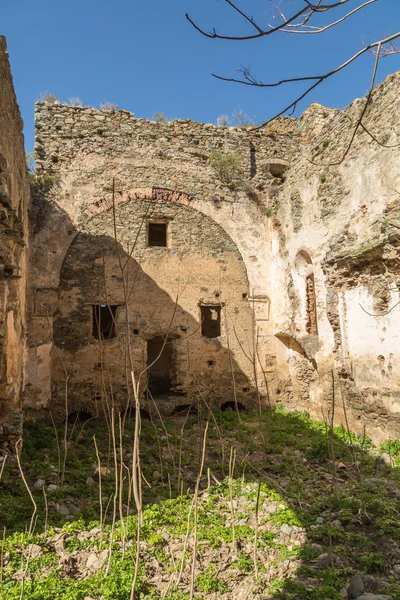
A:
1,35,400,445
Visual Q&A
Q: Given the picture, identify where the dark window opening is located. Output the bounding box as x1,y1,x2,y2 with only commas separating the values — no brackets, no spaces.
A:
242,292,248,299
148,222,167,247
201,305,221,338
133,328,139,335
220,401,246,412
305,274,318,335
147,336,174,396
67,410,93,425
207,360,215,367
242,387,250,392
92,304,118,340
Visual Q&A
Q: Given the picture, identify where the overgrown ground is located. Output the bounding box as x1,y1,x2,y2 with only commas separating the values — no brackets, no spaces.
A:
1,405,400,599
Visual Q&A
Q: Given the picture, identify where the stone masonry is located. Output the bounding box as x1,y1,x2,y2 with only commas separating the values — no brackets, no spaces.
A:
0,36,29,447
1,33,400,443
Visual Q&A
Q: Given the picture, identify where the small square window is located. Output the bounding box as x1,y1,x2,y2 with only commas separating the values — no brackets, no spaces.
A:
148,222,167,247
200,305,221,338
92,304,119,340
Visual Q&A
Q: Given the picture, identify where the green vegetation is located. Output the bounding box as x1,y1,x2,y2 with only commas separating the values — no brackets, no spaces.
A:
0,406,399,599
208,151,241,185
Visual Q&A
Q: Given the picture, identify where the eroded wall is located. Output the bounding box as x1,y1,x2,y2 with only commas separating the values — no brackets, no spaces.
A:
272,74,400,441
28,73,400,441
49,199,255,416
29,107,300,415
0,36,29,446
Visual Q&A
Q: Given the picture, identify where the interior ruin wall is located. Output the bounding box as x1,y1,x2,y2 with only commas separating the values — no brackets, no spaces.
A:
22,70,400,442
0,36,29,447
272,73,400,441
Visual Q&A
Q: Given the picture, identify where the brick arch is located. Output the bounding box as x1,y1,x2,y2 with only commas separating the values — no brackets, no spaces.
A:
82,186,269,301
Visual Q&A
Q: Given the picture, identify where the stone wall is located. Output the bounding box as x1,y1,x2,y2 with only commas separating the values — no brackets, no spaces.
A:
0,36,29,447
49,199,255,417
272,73,400,441
27,72,400,441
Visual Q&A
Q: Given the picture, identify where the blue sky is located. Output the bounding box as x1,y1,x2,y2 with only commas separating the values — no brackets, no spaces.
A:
1,0,399,152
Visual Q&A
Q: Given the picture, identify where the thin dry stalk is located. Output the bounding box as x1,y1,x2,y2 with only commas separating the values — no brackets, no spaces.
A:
228,445,236,544
253,480,262,580
93,435,104,544
15,439,37,536
0,455,7,483
43,487,49,532
0,526,5,584
189,413,210,600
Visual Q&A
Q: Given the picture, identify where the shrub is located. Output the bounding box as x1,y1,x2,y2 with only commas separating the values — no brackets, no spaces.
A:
209,151,240,184
153,112,167,123
217,114,230,127
68,97,83,106
40,92,59,103
99,101,119,112
232,107,254,128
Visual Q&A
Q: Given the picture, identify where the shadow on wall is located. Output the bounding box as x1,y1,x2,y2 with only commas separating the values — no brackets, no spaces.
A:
27,200,261,420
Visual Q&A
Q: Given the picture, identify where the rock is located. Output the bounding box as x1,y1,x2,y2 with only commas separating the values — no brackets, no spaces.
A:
33,479,46,491
92,467,111,481
280,524,293,535
152,470,161,481
355,595,393,600
266,503,277,514
85,477,96,487
315,517,324,525
392,564,400,574
379,453,395,468
86,550,108,573
332,519,342,527
348,574,364,598
47,484,58,493
58,505,70,516
26,543,41,559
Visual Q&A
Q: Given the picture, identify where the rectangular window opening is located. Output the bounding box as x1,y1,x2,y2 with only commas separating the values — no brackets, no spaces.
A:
92,304,119,340
200,305,221,338
148,222,167,247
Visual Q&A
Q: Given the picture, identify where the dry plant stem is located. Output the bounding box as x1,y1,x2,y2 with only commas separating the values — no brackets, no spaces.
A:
221,303,241,421
229,445,236,544
0,455,7,483
189,415,210,600
43,487,49,532
15,439,37,536
106,409,118,577
148,405,165,483
148,390,176,472
253,480,261,580
177,407,192,495
118,413,127,560
49,410,61,484
0,526,5,584
93,435,104,543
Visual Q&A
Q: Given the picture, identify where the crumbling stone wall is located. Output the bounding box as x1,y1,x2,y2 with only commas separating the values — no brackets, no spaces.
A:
272,73,400,441
27,72,400,441
27,102,299,416
49,199,255,417
0,36,29,446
